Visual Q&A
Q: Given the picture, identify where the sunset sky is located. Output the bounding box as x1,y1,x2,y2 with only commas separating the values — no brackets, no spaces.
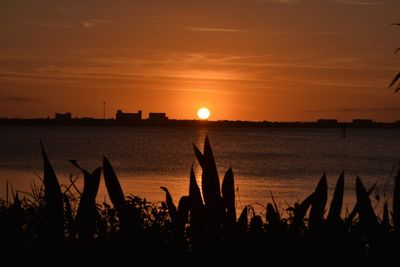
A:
0,0,399,121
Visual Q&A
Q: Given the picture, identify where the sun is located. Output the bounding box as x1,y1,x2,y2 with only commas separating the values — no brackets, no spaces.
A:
197,107,210,120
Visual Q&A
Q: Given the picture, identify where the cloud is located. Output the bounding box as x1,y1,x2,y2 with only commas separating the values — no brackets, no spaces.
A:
333,0,383,5
1,96,42,102
82,19,115,28
185,27,246,33
185,26,348,35
35,64,59,73
0,50,392,96
26,18,116,30
26,21,72,29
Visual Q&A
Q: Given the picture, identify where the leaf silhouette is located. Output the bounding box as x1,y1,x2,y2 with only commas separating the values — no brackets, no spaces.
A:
293,192,315,230
193,136,224,234
192,144,205,169
222,167,236,225
327,172,344,225
188,167,206,251
103,156,129,227
309,174,327,231
70,160,102,240
189,165,203,210
40,141,64,243
382,200,390,232
266,203,280,226
193,136,222,208
389,72,400,89
237,206,248,231
345,182,376,227
161,186,178,225
356,177,380,234
178,196,190,226
393,166,400,231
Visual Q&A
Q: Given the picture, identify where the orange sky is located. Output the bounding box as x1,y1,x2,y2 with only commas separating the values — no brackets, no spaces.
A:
0,0,399,121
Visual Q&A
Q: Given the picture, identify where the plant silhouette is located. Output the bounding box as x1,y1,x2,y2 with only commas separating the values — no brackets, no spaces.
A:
0,137,399,265
390,23,400,93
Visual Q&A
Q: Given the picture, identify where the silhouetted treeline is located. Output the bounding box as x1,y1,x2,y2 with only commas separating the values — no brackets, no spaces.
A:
1,117,400,129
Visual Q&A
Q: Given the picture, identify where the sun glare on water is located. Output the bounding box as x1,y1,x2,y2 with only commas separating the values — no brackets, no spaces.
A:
197,107,210,120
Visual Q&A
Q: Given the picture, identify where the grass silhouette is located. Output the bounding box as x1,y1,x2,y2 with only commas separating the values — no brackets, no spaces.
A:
390,23,400,93
0,136,399,265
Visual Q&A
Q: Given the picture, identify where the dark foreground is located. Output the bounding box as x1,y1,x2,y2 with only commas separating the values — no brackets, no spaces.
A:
1,137,400,266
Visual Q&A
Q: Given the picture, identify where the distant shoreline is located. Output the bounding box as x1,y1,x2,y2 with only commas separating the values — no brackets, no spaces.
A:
0,118,400,129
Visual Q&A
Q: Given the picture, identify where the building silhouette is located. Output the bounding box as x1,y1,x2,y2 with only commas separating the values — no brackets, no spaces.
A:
116,110,142,121
55,113,72,120
149,112,168,122
316,119,338,127
352,119,374,127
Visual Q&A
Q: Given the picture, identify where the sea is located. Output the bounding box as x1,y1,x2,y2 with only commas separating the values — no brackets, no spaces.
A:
0,125,399,214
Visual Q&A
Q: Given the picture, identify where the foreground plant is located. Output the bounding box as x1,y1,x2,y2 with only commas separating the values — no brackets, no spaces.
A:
0,137,399,264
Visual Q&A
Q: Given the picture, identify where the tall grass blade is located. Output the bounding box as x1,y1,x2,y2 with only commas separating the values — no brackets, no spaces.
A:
237,206,248,231
356,177,380,235
382,201,390,232
178,196,190,226
327,172,344,225
266,203,280,226
389,72,400,89
293,192,315,230
178,196,190,238
222,167,236,225
40,141,64,243
6,180,9,206
189,166,203,209
63,194,74,240
345,182,376,226
70,160,102,240
103,156,129,227
192,144,205,168
13,192,20,209
395,84,400,94
188,167,205,250
309,174,327,231
193,136,222,208
270,191,279,216
393,167,400,231
193,136,224,245
161,186,178,224
249,215,263,234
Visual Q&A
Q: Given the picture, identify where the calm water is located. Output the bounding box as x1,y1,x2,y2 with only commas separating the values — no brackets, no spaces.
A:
0,126,399,212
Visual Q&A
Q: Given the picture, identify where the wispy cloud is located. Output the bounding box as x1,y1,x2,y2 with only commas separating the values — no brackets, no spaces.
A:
333,0,383,5
1,95,42,103
186,27,246,33
186,26,348,35
26,18,116,29
26,21,72,29
82,19,116,28
0,50,393,96
35,64,60,73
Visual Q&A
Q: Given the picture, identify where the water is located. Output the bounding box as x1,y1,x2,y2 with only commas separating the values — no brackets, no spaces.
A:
0,125,399,213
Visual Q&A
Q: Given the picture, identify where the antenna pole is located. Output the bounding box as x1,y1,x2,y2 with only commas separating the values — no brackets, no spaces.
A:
103,102,106,120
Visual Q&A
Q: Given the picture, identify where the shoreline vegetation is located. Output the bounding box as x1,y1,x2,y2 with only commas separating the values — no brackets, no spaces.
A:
1,137,400,265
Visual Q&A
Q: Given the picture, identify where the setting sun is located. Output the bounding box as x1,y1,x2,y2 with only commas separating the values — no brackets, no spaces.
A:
197,107,210,120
